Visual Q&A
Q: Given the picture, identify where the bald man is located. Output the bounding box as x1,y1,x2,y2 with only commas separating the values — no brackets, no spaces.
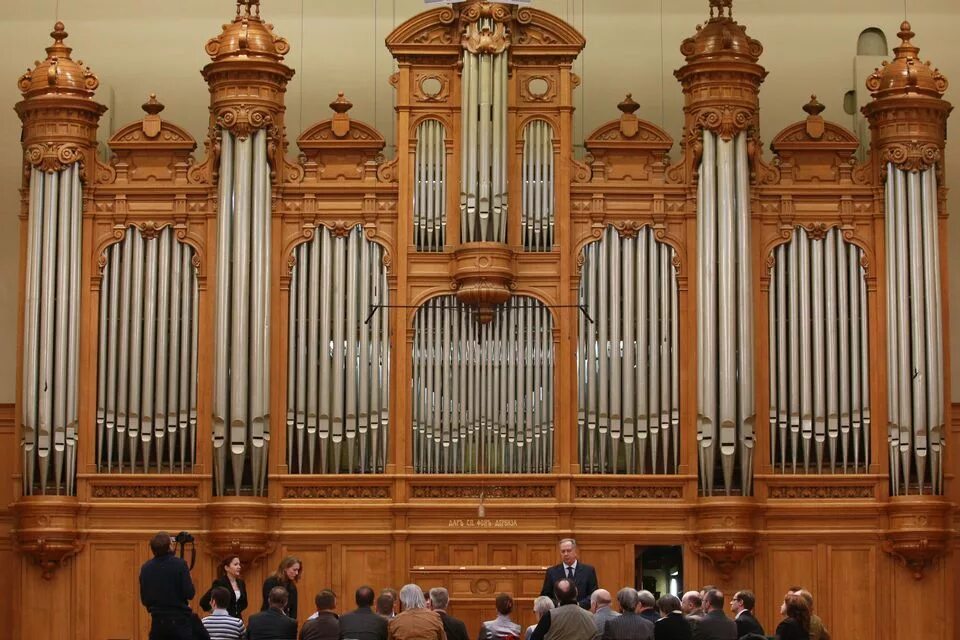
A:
589,590,619,635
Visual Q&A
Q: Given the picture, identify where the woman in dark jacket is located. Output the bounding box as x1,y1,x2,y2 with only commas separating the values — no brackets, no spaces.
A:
775,593,811,640
261,555,302,620
200,554,248,619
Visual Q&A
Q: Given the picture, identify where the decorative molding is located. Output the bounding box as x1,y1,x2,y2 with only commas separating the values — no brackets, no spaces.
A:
690,538,758,581
768,485,874,499
17,537,83,581
411,485,555,499
881,141,942,173
283,485,391,499
24,141,83,173
575,485,683,500
90,484,199,499
883,537,946,580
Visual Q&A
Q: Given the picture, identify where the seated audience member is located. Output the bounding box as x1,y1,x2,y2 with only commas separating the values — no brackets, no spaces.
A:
636,591,659,625
729,590,763,638
378,593,397,620
200,555,248,619
692,589,736,640
601,588,653,640
529,579,597,640
479,593,522,640
589,590,619,636
382,589,400,617
249,586,298,640
302,589,340,640
791,589,830,640
775,593,810,640
680,592,703,623
654,595,691,640
202,587,246,640
428,587,468,640
387,584,445,640
524,597,555,640
340,585,389,640
263,556,303,620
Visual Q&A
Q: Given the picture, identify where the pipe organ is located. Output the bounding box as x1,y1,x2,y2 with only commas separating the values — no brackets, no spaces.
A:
7,3,958,640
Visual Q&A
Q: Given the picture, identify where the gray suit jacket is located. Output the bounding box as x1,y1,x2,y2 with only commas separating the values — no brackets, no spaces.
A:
592,608,620,636
601,612,654,640
691,611,736,640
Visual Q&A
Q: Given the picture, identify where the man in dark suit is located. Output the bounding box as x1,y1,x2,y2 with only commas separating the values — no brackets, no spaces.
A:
248,586,298,640
636,591,660,626
602,588,653,640
540,539,598,609
341,586,389,640
729,591,764,638
691,590,736,640
302,589,340,640
653,595,691,640
428,587,469,640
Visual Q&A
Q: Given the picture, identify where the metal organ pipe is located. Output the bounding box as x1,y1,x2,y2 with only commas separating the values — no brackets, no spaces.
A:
578,226,680,475
414,120,447,252
523,121,556,251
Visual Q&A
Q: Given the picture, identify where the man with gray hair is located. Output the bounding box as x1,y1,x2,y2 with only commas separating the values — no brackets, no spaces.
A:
540,539,598,609
428,587,468,640
600,588,653,640
387,585,446,640
636,591,659,625
589,590,619,635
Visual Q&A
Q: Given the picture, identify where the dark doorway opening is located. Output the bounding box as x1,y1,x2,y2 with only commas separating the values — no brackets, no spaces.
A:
635,545,683,601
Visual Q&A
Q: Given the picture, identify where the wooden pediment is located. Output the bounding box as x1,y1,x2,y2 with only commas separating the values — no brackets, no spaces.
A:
770,97,861,184
583,100,673,183
105,95,197,184
385,7,459,58
512,8,586,59
297,98,386,182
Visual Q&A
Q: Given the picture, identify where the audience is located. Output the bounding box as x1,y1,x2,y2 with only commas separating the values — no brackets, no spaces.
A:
249,586,298,640
775,593,810,640
636,591,659,626
387,584,445,640
202,586,246,640
524,597,555,640
479,593,522,640
529,579,597,640
429,587,469,640
262,556,302,620
654,595,690,640
341,586,389,640
301,589,340,640
590,589,619,636
601,588,653,640
692,589,736,640
730,590,764,638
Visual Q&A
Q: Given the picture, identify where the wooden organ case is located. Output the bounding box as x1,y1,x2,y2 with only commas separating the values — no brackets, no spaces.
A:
6,1,959,639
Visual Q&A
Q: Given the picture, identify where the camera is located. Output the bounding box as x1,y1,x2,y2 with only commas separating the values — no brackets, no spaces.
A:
174,531,194,544
172,531,196,570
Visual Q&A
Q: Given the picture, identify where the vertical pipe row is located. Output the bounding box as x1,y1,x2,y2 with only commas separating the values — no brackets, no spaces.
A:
522,120,555,251
768,227,870,473
287,225,389,473
577,226,680,474
95,227,198,473
414,119,447,251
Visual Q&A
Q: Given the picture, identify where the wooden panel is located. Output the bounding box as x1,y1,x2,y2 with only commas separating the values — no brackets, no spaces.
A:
526,545,555,567
90,544,139,640
765,546,817,631
827,546,876,640
0,405,14,508
488,544,517,566
450,545,479,567
342,546,391,603
582,545,625,595
0,548,18,640
893,554,948,640
411,544,441,567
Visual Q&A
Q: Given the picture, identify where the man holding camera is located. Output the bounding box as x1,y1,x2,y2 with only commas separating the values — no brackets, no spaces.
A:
140,531,197,640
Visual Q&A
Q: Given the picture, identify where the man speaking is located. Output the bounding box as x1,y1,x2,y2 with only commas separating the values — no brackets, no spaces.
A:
139,531,196,640
540,539,597,609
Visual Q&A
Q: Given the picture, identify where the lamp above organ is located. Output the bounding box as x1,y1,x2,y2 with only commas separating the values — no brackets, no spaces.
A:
865,22,948,99
17,22,99,98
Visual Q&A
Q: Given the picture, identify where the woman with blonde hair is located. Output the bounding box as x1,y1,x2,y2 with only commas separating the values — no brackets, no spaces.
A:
261,555,302,619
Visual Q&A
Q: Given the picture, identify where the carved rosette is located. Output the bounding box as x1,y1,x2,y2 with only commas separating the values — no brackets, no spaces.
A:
205,499,276,566
452,243,516,323
883,497,951,580
862,23,952,174
15,22,106,178
12,497,83,580
692,499,758,581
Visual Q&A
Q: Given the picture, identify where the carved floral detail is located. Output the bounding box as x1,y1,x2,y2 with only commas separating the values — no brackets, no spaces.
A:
24,142,83,173
328,221,356,238
612,220,647,239
768,485,874,499
461,3,512,55
283,485,391,499
91,485,199,499
575,485,683,500
411,485,555,499
134,220,173,240
414,73,451,103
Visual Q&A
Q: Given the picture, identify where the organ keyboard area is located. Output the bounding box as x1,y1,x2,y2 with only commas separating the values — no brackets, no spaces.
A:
13,0,951,498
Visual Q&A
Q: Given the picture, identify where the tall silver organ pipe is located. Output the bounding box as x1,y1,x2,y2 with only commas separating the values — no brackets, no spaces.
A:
22,165,81,495
886,163,944,495
412,295,553,473
768,227,870,474
522,120,555,251
414,119,447,252
96,227,199,473
578,226,680,474
460,42,508,243
212,129,272,496
287,225,390,473
697,130,754,496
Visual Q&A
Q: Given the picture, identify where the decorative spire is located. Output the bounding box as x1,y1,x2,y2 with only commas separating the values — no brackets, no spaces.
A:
709,0,733,19
802,95,825,117
865,21,948,99
205,0,289,62
617,94,641,116
329,91,353,115
678,0,762,63
142,93,165,116
236,0,261,18
17,21,100,98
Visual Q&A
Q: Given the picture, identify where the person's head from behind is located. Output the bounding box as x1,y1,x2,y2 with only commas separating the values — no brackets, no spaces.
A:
732,590,755,615
532,596,554,620
376,593,395,616
554,578,578,605
275,556,302,584
680,591,701,614
792,589,815,613
356,585,376,608
150,532,173,558
558,538,579,566
220,555,242,578
429,587,450,611
636,590,655,612
269,586,289,610
699,585,716,600
703,589,724,613
783,594,811,630
657,594,681,616
495,593,514,616
315,589,337,612
382,588,399,613
590,589,612,612
399,584,426,610
616,587,639,613
211,586,232,611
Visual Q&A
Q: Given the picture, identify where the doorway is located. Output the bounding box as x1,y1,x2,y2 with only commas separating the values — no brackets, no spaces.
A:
635,545,683,600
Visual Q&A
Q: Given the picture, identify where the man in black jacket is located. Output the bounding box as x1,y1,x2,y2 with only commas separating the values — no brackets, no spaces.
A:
139,531,196,640
539,539,598,609
730,591,764,638
249,587,298,640
341,586,389,640
302,589,340,640
691,590,736,640
428,587,469,640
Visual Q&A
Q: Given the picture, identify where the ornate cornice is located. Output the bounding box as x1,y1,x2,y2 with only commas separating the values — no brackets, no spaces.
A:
768,485,874,499
90,484,199,499
575,485,683,500
283,485,391,499
411,484,555,499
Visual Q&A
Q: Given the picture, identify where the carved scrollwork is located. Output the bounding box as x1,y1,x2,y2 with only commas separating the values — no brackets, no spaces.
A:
462,20,510,55
216,105,274,140
691,538,758,582
612,220,647,239
768,485,874,499
377,157,399,183
696,106,753,141
575,485,683,500
24,142,83,173
91,484,199,499
283,485,391,499
883,537,946,580
882,141,942,173
411,485,555,499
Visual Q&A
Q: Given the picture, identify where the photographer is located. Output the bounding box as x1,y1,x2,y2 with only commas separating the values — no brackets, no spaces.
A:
140,531,197,640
